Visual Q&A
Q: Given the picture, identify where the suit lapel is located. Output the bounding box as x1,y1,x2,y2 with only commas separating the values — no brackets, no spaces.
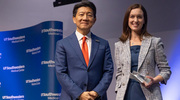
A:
138,36,152,71
88,33,99,68
68,33,87,66
124,39,131,69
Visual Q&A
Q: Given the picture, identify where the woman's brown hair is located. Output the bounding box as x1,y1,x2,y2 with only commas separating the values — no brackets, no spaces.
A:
119,4,151,42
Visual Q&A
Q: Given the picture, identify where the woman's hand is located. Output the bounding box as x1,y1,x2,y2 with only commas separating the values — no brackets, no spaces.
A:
142,76,154,88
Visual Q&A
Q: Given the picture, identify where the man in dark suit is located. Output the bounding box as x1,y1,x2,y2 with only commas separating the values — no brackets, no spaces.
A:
55,1,113,100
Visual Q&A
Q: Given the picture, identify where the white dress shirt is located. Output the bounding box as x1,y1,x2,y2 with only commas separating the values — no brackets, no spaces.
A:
75,30,92,58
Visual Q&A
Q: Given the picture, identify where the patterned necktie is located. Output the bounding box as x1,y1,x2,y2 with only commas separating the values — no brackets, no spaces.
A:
82,36,89,66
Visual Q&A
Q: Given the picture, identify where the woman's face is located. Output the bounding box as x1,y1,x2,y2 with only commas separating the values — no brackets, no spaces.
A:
128,8,144,33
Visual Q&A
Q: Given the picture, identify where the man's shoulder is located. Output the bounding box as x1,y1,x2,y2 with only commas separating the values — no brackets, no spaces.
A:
57,33,75,42
92,33,108,43
56,33,75,47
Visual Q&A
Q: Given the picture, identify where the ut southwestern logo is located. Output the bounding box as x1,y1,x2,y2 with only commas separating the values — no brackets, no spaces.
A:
41,60,55,67
2,95,24,99
3,65,25,73
26,46,41,55
41,92,61,100
3,35,25,43
26,78,41,86
41,28,63,36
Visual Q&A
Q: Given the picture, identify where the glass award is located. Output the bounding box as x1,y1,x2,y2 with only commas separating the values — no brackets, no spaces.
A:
130,71,151,84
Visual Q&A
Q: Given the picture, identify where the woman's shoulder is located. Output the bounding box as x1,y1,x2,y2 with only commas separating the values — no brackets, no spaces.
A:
115,40,124,46
151,36,161,41
143,36,161,41
151,36,162,44
147,36,164,49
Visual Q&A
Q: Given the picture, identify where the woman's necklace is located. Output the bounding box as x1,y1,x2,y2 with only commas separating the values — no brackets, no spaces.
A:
130,39,142,46
130,33,141,46
131,41,134,45
130,40,135,46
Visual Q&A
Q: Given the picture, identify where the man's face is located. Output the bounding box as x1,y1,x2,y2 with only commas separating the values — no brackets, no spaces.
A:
73,7,96,33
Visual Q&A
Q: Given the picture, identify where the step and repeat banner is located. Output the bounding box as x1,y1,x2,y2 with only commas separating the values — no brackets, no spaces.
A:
0,21,63,100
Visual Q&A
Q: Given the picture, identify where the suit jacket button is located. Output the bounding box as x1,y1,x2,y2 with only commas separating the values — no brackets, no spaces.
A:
122,73,124,76
84,84,87,86
87,69,89,72
147,61,150,64
122,83,125,86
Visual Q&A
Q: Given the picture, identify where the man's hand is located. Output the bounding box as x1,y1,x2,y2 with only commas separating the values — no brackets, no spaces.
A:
89,91,99,99
79,91,94,100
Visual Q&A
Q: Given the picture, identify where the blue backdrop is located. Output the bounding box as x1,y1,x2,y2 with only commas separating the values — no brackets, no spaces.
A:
0,21,63,100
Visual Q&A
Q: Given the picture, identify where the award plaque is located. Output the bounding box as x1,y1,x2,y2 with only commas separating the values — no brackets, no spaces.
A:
130,71,151,84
